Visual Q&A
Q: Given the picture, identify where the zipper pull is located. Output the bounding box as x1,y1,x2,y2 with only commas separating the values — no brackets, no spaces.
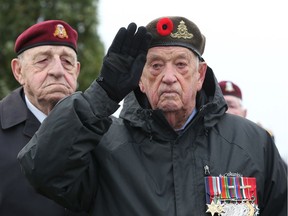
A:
204,165,210,176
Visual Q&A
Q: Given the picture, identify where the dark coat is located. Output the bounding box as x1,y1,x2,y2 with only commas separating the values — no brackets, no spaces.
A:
0,87,87,216
18,68,287,216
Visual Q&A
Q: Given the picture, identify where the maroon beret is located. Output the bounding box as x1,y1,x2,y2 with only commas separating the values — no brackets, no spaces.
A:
219,81,242,99
14,20,78,55
146,16,206,59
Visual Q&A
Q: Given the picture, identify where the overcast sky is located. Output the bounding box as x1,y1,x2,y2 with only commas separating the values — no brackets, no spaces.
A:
98,0,288,160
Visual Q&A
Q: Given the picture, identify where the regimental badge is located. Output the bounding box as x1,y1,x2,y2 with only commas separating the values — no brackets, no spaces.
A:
170,20,193,39
204,175,259,216
225,81,235,92
53,24,69,39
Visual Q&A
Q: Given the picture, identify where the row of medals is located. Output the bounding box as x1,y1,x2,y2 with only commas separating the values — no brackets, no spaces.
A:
206,198,259,216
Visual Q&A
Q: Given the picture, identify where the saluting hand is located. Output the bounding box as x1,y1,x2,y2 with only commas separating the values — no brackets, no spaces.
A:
97,23,152,102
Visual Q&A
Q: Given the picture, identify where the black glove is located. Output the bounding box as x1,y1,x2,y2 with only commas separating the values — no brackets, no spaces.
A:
96,23,152,102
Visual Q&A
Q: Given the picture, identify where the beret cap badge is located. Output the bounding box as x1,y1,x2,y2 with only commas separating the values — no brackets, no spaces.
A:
53,24,69,39
171,20,193,39
225,82,235,92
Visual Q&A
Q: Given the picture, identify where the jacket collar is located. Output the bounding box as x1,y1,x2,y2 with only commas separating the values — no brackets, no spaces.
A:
0,87,40,137
120,66,227,133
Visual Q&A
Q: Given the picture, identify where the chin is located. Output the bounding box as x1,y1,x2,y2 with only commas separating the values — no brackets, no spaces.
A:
159,104,180,112
47,92,68,102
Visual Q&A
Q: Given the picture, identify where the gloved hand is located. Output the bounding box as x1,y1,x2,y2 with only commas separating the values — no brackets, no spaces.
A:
97,23,152,102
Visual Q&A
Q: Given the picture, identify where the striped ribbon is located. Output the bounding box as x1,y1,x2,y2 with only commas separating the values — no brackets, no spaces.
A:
204,176,257,204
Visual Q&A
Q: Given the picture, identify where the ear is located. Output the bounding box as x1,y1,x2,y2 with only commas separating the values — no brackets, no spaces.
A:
243,108,247,118
11,58,24,85
139,79,145,93
197,62,207,90
76,61,81,78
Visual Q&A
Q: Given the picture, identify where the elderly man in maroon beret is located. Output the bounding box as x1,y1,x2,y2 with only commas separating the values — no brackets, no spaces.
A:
219,80,247,118
18,16,287,216
219,80,277,142
0,20,86,215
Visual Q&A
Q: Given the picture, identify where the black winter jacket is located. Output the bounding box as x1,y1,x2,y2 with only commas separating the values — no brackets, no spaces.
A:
18,69,287,216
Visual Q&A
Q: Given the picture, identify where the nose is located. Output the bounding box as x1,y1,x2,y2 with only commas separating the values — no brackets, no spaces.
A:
48,57,65,77
162,64,177,84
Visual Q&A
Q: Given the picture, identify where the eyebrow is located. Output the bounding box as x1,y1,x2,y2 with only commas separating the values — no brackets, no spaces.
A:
148,52,191,61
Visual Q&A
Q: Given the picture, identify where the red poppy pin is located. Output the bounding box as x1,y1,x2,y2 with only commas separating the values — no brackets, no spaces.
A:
156,18,174,36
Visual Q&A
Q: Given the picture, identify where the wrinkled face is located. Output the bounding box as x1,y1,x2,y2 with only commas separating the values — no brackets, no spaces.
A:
139,46,206,114
11,45,80,114
224,95,247,118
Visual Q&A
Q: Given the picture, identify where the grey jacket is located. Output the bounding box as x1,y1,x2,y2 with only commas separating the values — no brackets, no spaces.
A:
18,68,287,216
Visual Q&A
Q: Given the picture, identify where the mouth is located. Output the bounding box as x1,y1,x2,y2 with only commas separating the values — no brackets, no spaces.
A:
160,91,179,100
46,82,65,86
161,89,178,95
45,83,70,89
162,92,177,96
44,83,71,93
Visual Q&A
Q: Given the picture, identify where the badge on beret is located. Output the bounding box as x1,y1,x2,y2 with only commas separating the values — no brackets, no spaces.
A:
171,20,193,39
224,81,235,92
53,24,68,39
204,172,259,216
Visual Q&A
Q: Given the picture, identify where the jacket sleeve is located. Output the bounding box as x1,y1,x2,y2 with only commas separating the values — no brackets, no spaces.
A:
17,81,119,212
261,133,287,216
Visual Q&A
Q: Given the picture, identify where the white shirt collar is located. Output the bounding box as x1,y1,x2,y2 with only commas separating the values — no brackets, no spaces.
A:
25,95,47,123
175,108,197,132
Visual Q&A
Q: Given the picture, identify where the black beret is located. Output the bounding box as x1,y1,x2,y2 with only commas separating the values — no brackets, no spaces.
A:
146,16,206,58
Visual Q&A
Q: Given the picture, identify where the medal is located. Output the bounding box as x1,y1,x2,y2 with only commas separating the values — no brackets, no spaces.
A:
206,199,225,216
204,173,259,216
220,202,257,216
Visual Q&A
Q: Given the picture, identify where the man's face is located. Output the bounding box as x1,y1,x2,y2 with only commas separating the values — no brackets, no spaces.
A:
11,45,80,114
224,95,247,118
139,46,206,115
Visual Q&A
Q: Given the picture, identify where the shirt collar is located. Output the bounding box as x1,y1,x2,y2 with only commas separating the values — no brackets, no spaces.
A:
175,108,197,132
25,95,47,123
